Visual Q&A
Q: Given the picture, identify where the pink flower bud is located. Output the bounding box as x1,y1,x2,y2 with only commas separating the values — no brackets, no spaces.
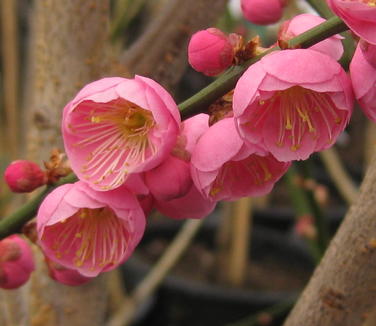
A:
46,259,92,286
241,0,286,25
0,235,35,289
188,28,234,76
145,155,192,201
4,160,46,193
360,40,376,69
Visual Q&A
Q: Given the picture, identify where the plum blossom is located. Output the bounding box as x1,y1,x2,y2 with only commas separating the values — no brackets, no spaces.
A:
188,28,235,76
233,49,354,162
279,14,344,61
241,0,286,25
155,114,217,219
37,181,145,277
350,43,376,122
327,0,376,44
46,258,93,286
191,118,290,201
360,39,376,68
62,77,180,191
0,235,35,289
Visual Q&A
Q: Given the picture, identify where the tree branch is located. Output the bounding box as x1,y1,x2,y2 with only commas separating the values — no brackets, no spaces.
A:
283,151,376,325
121,0,228,90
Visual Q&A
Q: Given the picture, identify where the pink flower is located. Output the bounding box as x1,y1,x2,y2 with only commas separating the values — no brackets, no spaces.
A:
155,184,216,219
279,14,344,61
62,76,180,191
233,49,354,162
0,235,35,289
46,258,93,286
241,0,286,25
155,114,216,219
4,160,46,193
191,118,290,201
188,28,235,76
360,39,376,68
37,181,145,277
145,155,192,201
350,43,376,122
327,0,376,44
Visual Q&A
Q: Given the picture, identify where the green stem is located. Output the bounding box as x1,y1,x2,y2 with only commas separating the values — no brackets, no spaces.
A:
0,15,349,241
305,0,334,18
179,16,348,119
0,174,77,239
304,0,355,69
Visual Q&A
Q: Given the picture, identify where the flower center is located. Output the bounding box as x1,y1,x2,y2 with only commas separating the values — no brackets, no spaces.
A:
45,207,129,273
69,100,156,189
255,86,343,152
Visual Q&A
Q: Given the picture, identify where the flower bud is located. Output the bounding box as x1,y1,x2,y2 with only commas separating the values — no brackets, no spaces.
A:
241,0,286,25
0,235,35,289
4,160,46,193
188,28,234,76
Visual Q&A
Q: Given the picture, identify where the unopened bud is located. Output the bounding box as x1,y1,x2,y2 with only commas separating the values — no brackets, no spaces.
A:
188,28,234,76
0,235,35,289
241,0,286,25
4,160,46,193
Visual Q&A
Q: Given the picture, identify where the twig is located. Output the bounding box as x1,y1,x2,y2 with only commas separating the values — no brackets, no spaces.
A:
0,173,77,240
179,15,348,119
1,0,19,158
107,218,205,326
227,197,253,287
319,148,358,205
0,15,349,246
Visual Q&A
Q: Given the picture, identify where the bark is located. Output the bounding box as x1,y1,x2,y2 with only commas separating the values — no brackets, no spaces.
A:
121,0,228,90
0,1,113,325
283,152,376,326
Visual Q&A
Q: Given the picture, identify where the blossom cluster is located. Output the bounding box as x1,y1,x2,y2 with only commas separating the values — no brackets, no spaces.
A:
2,0,376,288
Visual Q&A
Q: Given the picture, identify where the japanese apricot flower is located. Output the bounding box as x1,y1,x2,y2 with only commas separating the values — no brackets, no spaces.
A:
190,118,290,201
0,235,35,289
62,76,180,191
233,49,354,162
37,181,145,277
327,0,376,44
350,43,376,122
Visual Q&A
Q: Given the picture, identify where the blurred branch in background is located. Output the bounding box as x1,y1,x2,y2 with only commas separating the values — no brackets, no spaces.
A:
319,148,358,205
121,0,228,90
108,218,205,326
1,0,19,158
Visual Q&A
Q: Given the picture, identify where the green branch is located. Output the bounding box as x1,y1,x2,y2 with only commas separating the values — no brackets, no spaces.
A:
0,15,349,240
179,15,347,119
0,174,77,239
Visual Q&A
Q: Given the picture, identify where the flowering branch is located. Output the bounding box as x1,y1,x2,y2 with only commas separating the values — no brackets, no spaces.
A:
0,15,348,241
179,15,348,119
